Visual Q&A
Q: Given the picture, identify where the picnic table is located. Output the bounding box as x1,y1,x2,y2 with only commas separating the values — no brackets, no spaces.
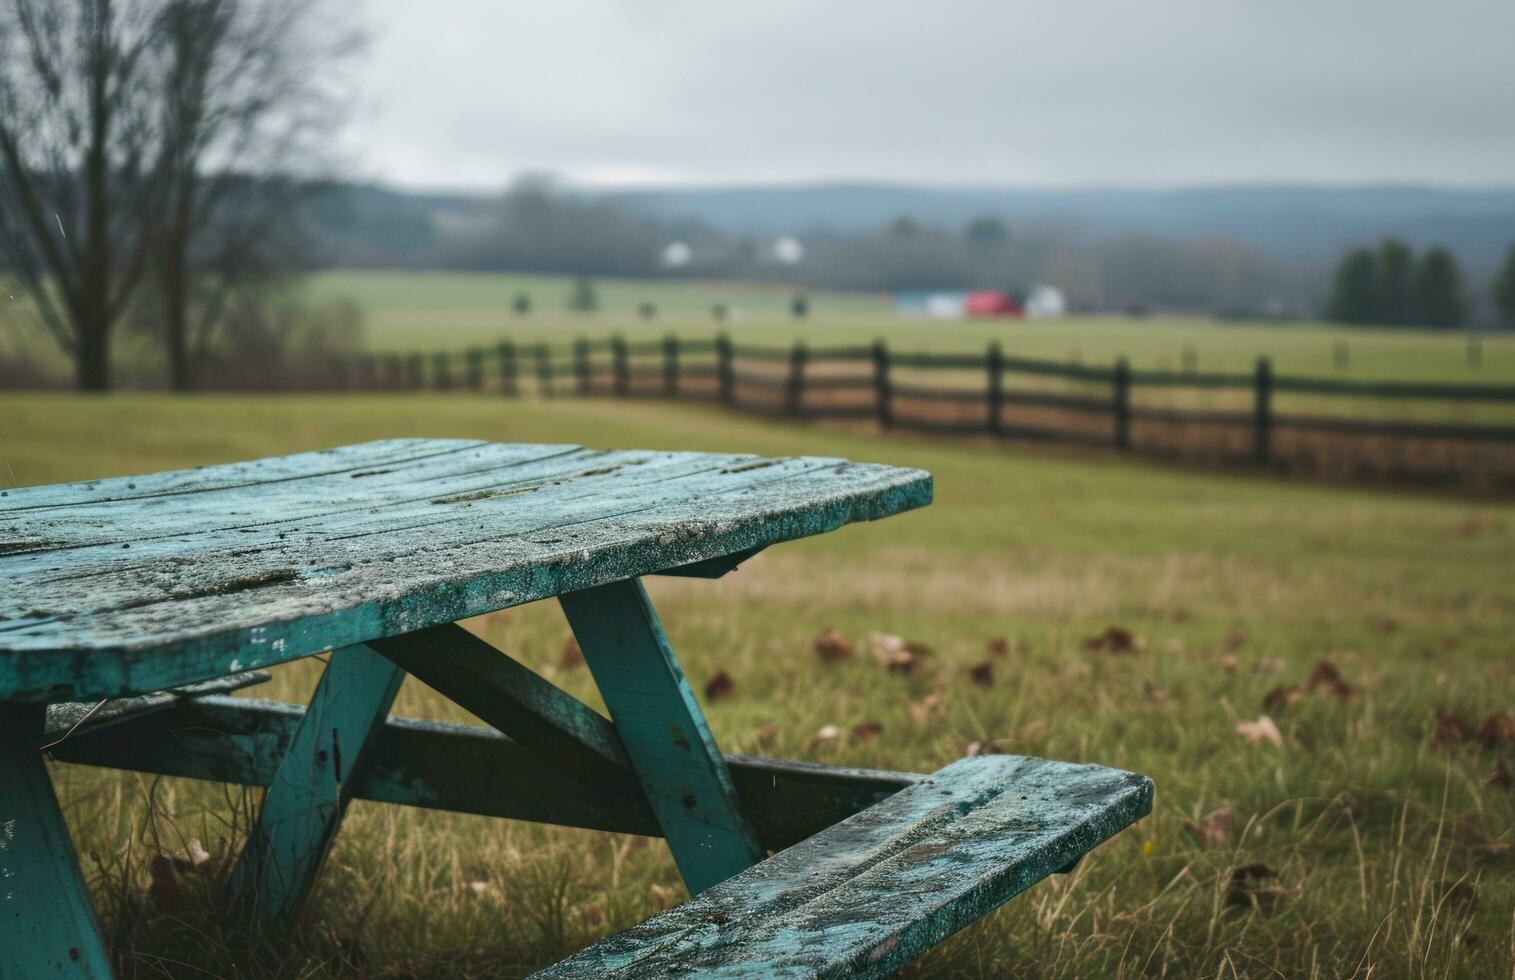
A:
1,439,1153,978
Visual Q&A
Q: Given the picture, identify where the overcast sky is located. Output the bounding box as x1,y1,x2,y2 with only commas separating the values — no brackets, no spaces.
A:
346,0,1515,191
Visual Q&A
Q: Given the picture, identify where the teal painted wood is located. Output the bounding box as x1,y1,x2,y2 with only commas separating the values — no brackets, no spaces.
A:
653,546,766,579
0,703,114,978
560,579,766,893
227,644,405,923
49,696,921,850
534,755,1154,979
1,440,931,701
43,670,270,740
367,624,642,798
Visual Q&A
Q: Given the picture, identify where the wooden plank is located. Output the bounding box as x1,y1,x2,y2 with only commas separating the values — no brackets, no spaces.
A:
0,702,113,978
2,447,931,701
49,695,921,850
0,438,487,512
652,545,765,579
227,645,404,924
43,669,270,740
560,579,765,893
536,755,1154,979
367,624,641,797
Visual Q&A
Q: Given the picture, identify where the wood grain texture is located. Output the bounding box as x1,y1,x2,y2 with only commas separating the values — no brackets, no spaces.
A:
534,755,1153,979
1,440,931,701
561,579,766,894
227,645,405,924
48,696,922,850
0,703,113,979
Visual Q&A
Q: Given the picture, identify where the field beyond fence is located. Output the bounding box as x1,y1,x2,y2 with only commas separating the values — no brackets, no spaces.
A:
304,334,1515,491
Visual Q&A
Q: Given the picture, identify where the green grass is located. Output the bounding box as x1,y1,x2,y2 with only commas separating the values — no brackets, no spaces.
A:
302,270,1515,383
4,391,1512,978
7,269,1515,387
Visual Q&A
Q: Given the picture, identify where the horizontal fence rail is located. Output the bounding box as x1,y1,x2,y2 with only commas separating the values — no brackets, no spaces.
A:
342,334,1515,491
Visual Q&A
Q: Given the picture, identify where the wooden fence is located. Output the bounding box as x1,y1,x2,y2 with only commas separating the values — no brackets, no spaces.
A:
338,335,1515,491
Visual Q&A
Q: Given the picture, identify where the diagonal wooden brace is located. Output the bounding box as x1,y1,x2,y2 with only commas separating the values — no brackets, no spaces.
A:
227,644,405,925
366,623,643,801
560,578,766,894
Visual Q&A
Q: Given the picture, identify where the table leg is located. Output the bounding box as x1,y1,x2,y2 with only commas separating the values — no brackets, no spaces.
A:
560,579,764,894
227,644,405,924
0,702,114,978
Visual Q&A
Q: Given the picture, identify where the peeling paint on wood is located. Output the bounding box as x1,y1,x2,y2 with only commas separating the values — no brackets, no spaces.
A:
227,645,404,924
534,756,1154,979
0,703,113,978
49,696,922,850
562,579,766,894
0,440,931,701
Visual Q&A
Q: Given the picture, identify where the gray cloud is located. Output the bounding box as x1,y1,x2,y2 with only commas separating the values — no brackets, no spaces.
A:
347,0,1515,189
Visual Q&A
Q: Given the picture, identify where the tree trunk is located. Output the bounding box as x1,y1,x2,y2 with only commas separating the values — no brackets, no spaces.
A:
75,321,110,392
163,249,192,391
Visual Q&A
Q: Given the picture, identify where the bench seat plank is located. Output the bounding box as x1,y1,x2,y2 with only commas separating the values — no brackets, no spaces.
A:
534,755,1153,979
0,441,931,701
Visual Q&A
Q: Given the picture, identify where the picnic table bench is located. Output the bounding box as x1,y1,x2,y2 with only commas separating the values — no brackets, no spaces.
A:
1,439,1153,978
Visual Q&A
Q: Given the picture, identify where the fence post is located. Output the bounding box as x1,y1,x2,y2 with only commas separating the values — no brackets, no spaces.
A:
431,352,453,391
535,343,552,398
871,339,893,429
785,341,808,417
497,341,517,396
986,342,1004,436
465,347,484,391
663,334,679,397
1112,358,1131,451
383,353,402,391
1253,356,1273,466
716,333,734,405
573,338,590,395
406,352,424,390
612,334,630,397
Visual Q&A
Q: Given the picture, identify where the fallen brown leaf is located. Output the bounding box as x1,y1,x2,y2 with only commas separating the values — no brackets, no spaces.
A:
1476,711,1514,748
814,628,853,664
1306,660,1359,702
703,670,735,702
851,719,883,742
1436,708,1473,747
870,632,926,675
1084,626,1146,654
582,904,605,925
906,690,944,725
147,856,183,914
968,662,994,688
1185,807,1232,849
1143,680,1172,705
1226,863,1298,910
1264,684,1303,711
560,636,584,669
987,637,1009,658
1236,714,1283,746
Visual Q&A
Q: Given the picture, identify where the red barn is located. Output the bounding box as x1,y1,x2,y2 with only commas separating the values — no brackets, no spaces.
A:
964,290,1022,318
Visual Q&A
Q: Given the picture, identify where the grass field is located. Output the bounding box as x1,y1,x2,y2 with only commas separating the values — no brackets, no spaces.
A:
7,269,1515,387
3,391,1512,978
301,270,1515,383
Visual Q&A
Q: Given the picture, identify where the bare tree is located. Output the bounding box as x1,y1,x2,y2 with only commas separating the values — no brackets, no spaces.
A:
0,0,167,390
151,0,361,389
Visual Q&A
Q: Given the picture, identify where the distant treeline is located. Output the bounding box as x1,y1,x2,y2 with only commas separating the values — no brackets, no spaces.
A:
301,177,1318,320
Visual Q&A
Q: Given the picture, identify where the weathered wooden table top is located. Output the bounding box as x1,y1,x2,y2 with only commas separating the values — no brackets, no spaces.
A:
1,439,931,701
